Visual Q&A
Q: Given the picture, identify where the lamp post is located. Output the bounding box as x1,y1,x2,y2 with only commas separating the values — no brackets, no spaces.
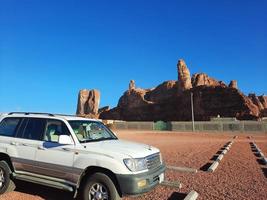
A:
191,92,195,132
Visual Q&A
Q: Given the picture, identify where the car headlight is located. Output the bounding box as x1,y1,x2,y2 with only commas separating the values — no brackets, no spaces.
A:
123,158,147,172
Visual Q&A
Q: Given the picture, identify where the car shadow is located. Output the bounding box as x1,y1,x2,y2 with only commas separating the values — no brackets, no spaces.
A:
167,192,187,200
262,167,267,179
199,162,212,171
14,180,74,200
256,158,265,165
210,155,218,161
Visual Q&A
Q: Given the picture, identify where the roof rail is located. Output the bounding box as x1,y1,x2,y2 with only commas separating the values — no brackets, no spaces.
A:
8,112,54,116
54,113,77,117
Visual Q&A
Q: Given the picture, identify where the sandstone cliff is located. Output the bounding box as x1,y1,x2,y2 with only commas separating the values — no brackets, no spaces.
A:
99,59,266,121
76,89,100,118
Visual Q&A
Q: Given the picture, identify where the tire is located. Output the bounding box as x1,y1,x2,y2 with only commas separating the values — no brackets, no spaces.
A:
82,172,121,200
0,161,13,194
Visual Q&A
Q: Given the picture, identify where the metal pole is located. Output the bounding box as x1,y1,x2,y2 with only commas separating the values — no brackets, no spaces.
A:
191,92,195,132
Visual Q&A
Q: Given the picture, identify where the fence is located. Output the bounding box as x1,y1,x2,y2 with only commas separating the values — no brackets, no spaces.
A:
112,120,267,133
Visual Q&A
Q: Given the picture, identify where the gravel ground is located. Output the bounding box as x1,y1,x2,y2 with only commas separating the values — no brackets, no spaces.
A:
0,131,266,200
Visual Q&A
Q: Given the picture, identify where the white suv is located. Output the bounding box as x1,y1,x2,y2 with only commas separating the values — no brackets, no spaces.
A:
0,112,165,200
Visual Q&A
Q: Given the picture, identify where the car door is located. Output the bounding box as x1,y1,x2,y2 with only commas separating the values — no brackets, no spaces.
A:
35,119,76,183
0,117,24,164
10,117,46,173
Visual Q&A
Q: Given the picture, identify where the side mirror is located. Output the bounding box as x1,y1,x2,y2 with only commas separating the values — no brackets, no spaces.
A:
58,135,74,145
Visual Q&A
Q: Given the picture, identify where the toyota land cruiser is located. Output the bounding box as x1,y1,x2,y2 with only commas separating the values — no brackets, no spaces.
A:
0,112,165,200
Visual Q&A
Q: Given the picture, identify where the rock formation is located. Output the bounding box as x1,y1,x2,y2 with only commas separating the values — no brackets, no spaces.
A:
77,59,265,121
76,89,100,118
129,80,136,90
98,106,110,115
258,95,267,109
191,73,226,87
248,94,264,111
100,85,261,121
229,80,238,89
118,88,153,109
177,59,192,91
144,81,177,103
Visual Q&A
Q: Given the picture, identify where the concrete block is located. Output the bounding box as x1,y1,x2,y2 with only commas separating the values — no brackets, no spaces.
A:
257,148,262,153
216,154,224,162
225,146,230,151
207,161,219,172
167,165,198,173
222,150,228,155
161,180,182,189
184,190,199,200
259,152,265,158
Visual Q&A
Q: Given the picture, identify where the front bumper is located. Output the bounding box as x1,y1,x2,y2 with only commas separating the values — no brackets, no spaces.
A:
116,164,166,196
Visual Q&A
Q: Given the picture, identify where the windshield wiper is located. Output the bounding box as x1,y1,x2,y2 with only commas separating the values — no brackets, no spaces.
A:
80,137,117,143
80,139,93,143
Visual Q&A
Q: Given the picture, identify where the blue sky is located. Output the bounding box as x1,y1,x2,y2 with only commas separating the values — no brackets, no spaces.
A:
0,0,266,114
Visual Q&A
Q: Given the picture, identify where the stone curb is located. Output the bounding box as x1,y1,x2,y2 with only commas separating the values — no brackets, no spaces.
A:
222,149,228,155
207,161,219,172
207,140,234,173
167,166,198,173
216,154,224,162
184,190,199,200
161,180,182,189
259,152,265,158
251,140,267,165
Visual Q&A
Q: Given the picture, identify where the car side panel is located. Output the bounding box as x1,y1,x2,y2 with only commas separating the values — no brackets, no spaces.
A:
35,142,78,184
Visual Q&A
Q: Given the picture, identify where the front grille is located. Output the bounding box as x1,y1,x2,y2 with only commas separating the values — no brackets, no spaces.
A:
146,153,161,170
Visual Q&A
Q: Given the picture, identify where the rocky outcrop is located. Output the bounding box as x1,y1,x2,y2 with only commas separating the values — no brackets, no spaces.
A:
118,88,153,109
177,59,192,91
144,81,177,103
248,93,264,111
129,80,136,91
258,95,267,109
100,86,260,121
98,106,110,115
76,89,100,118
191,73,226,87
83,58,265,121
229,80,238,89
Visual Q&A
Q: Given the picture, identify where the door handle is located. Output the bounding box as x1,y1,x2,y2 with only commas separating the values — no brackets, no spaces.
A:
38,146,46,150
10,142,18,146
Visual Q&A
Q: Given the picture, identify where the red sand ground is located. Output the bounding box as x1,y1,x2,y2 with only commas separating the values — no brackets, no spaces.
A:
0,131,266,200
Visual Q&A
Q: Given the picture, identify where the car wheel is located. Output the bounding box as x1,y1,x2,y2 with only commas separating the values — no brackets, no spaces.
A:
83,172,121,200
0,161,12,194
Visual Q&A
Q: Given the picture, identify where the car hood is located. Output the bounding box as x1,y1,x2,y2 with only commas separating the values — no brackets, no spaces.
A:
81,139,159,158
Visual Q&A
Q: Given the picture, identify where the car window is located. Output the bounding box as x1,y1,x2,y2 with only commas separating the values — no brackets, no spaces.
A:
44,119,71,143
21,118,46,140
0,117,22,137
68,120,117,143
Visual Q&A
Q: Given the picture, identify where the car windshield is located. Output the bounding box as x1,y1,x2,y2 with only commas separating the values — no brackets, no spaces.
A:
68,120,117,143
